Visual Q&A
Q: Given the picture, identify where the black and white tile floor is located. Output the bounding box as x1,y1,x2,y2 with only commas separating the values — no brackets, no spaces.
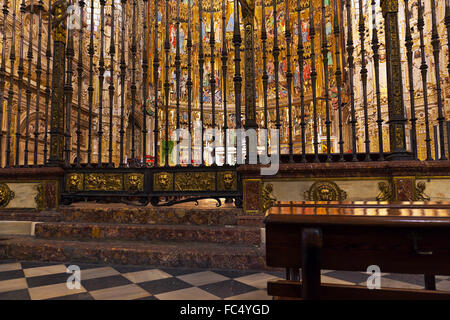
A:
0,260,449,300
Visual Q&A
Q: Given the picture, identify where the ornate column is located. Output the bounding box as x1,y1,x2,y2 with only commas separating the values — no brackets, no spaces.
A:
240,0,257,166
381,0,412,160
240,0,257,130
48,1,67,166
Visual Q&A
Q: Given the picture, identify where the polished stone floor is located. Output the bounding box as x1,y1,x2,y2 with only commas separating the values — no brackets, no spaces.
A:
0,260,450,300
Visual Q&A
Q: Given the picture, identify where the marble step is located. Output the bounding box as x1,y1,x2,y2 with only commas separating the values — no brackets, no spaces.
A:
0,236,267,270
0,221,40,236
59,206,244,226
0,210,61,222
0,221,36,236
35,222,262,246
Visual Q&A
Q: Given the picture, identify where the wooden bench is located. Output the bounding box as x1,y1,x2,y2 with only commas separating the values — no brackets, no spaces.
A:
265,202,450,299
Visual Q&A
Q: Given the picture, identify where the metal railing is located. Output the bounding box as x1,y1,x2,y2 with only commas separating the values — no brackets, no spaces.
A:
0,0,448,168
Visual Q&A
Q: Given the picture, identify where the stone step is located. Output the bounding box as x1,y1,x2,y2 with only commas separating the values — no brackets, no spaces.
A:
34,222,262,246
0,221,39,236
0,236,267,270
0,210,61,222
59,206,243,226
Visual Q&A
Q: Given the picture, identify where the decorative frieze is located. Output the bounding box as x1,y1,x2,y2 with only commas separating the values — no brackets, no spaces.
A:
174,172,215,191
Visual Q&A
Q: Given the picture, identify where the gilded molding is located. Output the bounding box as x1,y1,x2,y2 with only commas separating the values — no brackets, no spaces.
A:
154,172,173,191
174,172,215,191
84,174,123,191
0,183,15,207
304,181,347,201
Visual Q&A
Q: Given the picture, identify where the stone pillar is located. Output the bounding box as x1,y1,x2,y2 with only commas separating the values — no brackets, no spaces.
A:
381,0,412,160
48,1,67,166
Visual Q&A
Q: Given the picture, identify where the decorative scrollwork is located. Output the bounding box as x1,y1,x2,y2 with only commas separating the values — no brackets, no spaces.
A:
415,181,430,201
395,126,405,149
0,183,15,208
262,183,277,214
150,196,222,207
84,173,123,191
154,172,173,191
35,183,45,210
66,173,84,193
376,181,394,201
304,181,347,201
51,0,68,43
124,173,144,193
174,172,215,191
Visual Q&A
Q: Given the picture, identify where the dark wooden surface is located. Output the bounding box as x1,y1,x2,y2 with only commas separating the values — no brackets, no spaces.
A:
267,280,450,300
265,202,450,299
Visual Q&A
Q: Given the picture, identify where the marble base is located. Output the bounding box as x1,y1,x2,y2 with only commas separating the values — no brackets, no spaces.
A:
35,222,261,245
60,206,241,226
0,236,267,270
0,204,265,270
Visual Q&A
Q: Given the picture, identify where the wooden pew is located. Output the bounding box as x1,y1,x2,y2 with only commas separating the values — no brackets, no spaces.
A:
265,202,450,300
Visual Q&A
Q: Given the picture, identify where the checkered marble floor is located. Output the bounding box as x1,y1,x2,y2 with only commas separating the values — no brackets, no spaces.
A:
0,260,449,300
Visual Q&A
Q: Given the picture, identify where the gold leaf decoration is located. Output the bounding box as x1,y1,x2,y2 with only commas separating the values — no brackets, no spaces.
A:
84,174,123,191
174,172,215,191
304,181,347,201
66,173,84,193
124,173,145,193
154,172,173,191
217,171,237,191
262,183,277,214
0,183,15,208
